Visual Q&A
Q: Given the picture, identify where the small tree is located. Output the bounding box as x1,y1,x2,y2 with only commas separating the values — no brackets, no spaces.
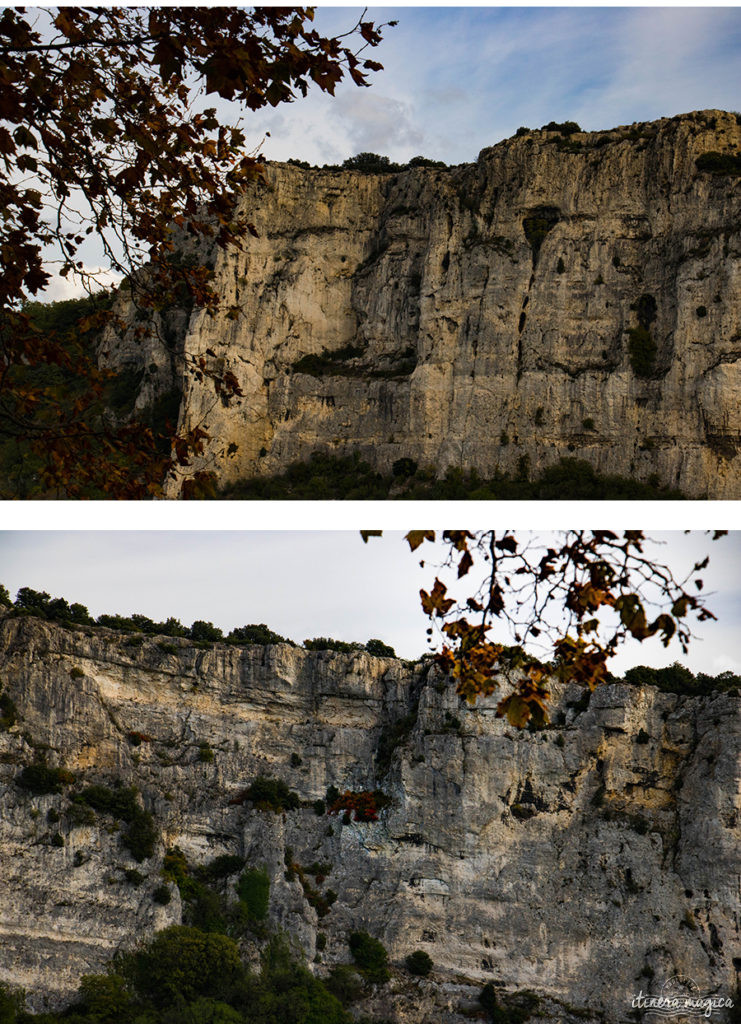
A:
348,931,390,984
342,152,400,173
365,638,396,657
405,950,433,977
236,868,270,922
190,621,224,643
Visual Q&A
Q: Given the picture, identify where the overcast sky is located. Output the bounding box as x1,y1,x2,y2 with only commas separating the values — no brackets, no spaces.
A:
42,5,741,300
1,531,738,677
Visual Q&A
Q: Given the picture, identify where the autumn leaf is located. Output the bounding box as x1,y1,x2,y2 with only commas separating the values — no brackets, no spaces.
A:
405,530,435,551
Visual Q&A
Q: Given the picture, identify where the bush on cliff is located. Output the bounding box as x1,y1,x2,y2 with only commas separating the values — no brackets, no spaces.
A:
238,776,300,813
341,152,402,173
124,926,243,1008
216,453,686,501
623,663,740,696
235,868,270,922
405,950,433,976
226,624,293,646
695,151,741,176
348,930,390,984
16,763,74,795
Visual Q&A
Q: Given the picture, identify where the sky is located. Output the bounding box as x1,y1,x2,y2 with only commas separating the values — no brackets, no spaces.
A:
40,5,741,300
1,531,739,677
247,7,741,167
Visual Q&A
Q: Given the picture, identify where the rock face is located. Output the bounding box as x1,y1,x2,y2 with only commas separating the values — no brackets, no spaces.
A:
1,616,738,1021
101,108,741,497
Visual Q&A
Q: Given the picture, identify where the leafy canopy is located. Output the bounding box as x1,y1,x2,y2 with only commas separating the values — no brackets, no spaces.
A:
362,530,724,728
0,7,390,496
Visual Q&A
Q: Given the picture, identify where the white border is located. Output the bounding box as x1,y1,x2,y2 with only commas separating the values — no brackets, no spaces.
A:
3,500,740,532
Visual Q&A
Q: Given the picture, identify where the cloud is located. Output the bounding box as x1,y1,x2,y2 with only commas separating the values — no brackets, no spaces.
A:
333,91,425,155
39,266,123,302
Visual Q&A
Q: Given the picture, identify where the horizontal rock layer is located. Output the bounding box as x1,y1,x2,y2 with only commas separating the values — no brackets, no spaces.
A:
0,617,738,1021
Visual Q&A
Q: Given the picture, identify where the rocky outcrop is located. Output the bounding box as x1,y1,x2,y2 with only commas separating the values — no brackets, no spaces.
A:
0,616,738,1021
101,109,741,497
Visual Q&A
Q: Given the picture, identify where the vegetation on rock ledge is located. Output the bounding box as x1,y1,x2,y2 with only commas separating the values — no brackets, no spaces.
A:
213,453,686,501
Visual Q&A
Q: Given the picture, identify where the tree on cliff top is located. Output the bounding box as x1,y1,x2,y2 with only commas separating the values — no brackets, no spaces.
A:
362,530,725,727
0,7,391,496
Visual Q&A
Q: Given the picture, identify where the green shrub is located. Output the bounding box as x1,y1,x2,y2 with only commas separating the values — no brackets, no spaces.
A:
79,783,139,820
348,930,390,983
582,417,595,431
622,662,737,696
190,621,223,643
405,950,433,976
153,884,171,905
256,936,351,1023
316,932,327,951
9,925,353,1024
304,636,361,653
236,868,270,922
313,799,326,816
69,667,84,679
16,763,74,794
78,973,133,1023
326,965,365,1005
78,784,157,861
46,808,60,824
290,752,302,767
636,728,650,744
695,151,741,176
542,120,581,134
51,831,64,847
197,854,245,882
216,453,687,501
479,984,540,1024
480,982,499,1017
226,623,292,645
392,457,418,479
124,868,145,886
125,925,243,1008
342,152,401,174
240,776,300,812
365,638,396,657
696,305,707,318
198,743,215,763
123,809,157,862
407,155,446,168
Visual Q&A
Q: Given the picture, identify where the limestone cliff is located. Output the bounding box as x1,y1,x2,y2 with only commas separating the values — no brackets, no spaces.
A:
0,616,738,1022
100,109,741,498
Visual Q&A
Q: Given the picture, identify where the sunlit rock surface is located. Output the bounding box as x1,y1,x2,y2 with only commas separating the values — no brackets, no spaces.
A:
1,616,738,1021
